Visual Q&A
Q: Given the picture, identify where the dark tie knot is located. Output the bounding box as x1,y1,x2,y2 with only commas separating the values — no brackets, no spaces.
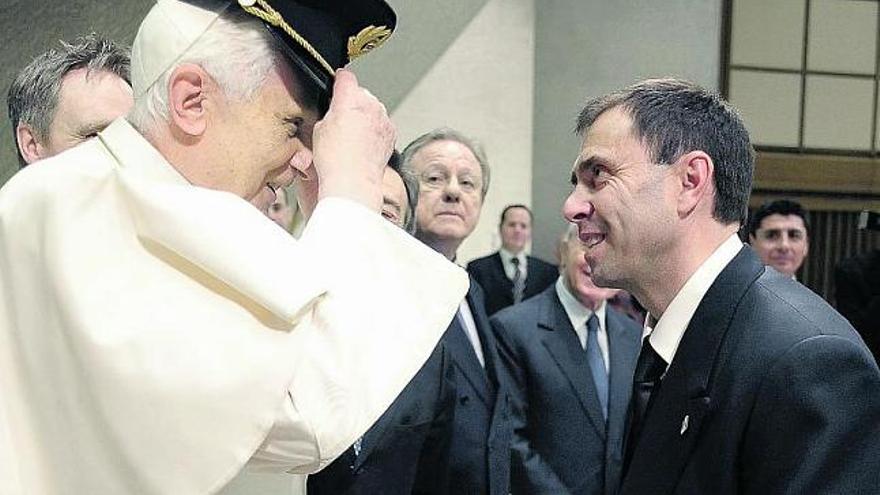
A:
511,257,520,266
634,338,667,384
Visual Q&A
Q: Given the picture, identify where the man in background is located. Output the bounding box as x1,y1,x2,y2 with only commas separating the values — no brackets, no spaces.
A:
7,33,133,166
307,152,457,494
748,199,809,279
468,204,558,315
403,128,511,495
492,224,640,494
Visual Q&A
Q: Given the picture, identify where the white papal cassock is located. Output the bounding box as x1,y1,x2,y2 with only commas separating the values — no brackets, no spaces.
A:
0,118,468,494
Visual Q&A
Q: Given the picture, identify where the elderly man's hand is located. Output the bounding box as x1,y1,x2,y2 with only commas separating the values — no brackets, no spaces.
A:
311,69,396,212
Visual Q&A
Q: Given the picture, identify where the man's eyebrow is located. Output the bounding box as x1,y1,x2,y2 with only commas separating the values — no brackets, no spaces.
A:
570,156,601,184
382,197,402,211
74,120,113,138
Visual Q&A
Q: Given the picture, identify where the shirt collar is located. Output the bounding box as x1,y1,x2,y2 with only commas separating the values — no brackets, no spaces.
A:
555,276,606,331
500,247,526,266
644,234,743,366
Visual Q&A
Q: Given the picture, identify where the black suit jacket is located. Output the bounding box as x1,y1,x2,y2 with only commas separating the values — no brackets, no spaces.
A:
492,286,641,495
307,342,456,495
619,247,880,495
835,249,880,361
467,252,558,316
442,278,512,495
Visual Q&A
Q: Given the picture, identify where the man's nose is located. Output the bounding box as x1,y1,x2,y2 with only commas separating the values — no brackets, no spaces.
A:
778,234,793,250
443,180,462,202
563,187,595,223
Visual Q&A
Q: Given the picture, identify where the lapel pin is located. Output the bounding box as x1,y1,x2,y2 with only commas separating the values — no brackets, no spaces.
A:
680,415,689,435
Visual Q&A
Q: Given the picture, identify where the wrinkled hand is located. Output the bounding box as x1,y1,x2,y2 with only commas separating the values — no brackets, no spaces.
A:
311,69,396,212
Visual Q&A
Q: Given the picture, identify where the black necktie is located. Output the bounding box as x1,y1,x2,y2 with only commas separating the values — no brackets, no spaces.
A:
622,337,667,474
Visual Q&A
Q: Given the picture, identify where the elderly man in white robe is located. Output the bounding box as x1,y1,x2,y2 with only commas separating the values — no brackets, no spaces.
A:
0,1,467,494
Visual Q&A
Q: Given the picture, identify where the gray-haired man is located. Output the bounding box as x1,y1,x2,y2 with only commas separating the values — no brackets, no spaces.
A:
7,33,132,166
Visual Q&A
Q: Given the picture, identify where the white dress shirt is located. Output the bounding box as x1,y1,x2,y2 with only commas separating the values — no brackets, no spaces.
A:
458,300,486,368
555,277,610,373
643,234,743,371
499,248,527,281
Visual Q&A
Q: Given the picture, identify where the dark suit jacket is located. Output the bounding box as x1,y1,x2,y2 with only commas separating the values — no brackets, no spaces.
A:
467,252,558,316
307,342,456,495
442,279,512,495
492,286,641,495
619,247,880,495
835,249,880,361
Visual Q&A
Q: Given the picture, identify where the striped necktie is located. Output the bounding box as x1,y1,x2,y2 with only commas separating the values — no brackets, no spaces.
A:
511,257,525,304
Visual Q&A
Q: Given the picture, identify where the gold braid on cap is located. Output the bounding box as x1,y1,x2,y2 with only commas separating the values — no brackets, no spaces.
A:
239,0,335,76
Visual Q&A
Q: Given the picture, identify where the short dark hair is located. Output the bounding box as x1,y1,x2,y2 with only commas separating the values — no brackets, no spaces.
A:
748,199,809,237
387,149,419,234
500,204,532,226
7,33,131,167
576,78,754,226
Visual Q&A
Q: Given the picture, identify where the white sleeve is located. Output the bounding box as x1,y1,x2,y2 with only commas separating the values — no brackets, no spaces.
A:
243,393,323,474
243,198,468,474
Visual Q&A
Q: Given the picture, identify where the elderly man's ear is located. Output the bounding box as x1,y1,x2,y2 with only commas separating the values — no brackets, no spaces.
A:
16,123,46,165
167,64,216,137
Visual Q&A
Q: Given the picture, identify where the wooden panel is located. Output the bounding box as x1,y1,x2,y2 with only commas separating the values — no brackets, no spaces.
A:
753,151,880,198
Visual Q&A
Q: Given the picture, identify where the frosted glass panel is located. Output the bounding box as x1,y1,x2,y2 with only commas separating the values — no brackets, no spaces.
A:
803,75,874,150
728,70,801,147
808,0,878,74
731,0,805,70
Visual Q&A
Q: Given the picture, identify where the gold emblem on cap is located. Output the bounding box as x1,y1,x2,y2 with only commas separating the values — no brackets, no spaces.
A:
347,25,392,61
240,0,334,76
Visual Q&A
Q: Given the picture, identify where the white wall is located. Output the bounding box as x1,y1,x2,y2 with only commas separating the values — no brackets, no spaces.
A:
390,0,536,264
530,0,724,260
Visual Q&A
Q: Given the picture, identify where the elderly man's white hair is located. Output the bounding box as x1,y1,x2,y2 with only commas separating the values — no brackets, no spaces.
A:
128,0,281,133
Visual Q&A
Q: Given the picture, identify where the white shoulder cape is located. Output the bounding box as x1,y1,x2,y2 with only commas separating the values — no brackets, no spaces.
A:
0,119,467,494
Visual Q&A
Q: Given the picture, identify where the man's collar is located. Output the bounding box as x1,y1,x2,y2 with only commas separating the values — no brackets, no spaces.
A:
644,233,743,366
555,276,606,331
500,247,526,264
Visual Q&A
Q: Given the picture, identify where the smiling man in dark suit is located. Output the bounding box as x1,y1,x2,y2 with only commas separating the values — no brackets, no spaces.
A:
492,224,640,494
403,127,511,495
564,79,880,495
468,205,558,315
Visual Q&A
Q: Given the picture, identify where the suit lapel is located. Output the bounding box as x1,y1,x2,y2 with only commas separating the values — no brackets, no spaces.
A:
445,282,493,406
620,247,764,495
352,397,399,470
468,285,499,385
491,252,514,294
605,309,641,447
539,290,607,440
603,308,641,494
522,255,540,295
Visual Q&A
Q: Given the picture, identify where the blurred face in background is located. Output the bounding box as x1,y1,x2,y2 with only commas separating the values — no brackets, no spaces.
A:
750,214,809,277
381,167,409,230
500,207,531,254
267,189,295,231
560,228,621,311
17,69,133,164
